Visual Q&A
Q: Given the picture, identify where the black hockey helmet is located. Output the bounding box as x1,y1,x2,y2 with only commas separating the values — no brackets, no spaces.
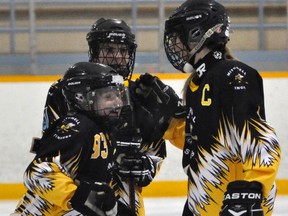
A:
62,62,131,122
164,0,230,72
86,18,137,80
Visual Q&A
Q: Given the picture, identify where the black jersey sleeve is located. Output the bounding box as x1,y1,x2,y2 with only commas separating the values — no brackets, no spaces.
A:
219,60,281,198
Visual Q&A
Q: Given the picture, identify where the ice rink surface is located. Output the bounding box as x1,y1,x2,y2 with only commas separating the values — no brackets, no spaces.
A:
1,196,288,215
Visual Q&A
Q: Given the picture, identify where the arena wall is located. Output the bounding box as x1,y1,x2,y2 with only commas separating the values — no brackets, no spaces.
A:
0,72,287,199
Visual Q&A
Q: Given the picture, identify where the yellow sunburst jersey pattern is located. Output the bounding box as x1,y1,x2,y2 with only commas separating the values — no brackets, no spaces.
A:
13,77,167,216
12,113,115,215
165,52,281,216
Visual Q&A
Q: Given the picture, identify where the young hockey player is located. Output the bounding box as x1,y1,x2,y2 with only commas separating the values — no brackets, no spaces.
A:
134,0,281,215
86,19,165,216
11,62,131,216
40,18,184,215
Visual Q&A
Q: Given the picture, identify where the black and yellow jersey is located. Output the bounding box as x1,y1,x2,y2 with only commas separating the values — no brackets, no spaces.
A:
12,113,115,215
166,50,281,216
40,79,166,216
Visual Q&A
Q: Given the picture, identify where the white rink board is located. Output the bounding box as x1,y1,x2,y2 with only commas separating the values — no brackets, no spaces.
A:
0,78,287,183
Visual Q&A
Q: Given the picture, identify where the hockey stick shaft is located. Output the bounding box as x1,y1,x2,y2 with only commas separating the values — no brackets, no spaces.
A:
129,178,136,215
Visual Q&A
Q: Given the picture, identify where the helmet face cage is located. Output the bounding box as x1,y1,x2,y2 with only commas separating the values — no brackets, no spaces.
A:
164,0,230,72
87,19,137,80
89,41,136,80
164,31,191,72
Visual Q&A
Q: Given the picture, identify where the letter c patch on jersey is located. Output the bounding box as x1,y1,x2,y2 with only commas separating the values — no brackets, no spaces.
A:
201,84,212,106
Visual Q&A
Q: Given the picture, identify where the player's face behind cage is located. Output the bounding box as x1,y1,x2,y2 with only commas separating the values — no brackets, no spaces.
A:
62,62,132,123
86,18,137,80
91,43,130,75
88,85,130,118
70,84,131,119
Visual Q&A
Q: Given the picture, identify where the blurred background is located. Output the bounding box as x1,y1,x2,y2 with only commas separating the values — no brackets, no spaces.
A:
0,0,287,75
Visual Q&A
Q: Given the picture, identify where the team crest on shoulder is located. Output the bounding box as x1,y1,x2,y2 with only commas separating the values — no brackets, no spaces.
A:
59,123,79,133
53,117,80,140
234,73,247,84
227,66,248,90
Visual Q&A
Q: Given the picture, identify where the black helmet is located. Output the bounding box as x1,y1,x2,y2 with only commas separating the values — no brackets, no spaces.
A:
62,62,131,122
164,0,230,72
86,18,137,80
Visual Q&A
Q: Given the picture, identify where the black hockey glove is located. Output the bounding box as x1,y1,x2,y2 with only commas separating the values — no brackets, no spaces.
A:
70,176,117,216
134,73,185,133
116,153,155,187
220,180,263,216
135,73,185,118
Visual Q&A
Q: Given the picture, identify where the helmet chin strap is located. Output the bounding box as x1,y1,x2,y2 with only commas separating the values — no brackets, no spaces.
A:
183,23,223,73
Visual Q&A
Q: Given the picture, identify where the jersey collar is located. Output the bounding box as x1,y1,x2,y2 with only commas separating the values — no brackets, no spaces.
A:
191,49,224,85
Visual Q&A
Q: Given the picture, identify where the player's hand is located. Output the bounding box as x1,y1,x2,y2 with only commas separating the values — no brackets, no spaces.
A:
116,153,155,187
220,180,263,216
134,73,185,137
70,176,117,216
135,73,185,118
